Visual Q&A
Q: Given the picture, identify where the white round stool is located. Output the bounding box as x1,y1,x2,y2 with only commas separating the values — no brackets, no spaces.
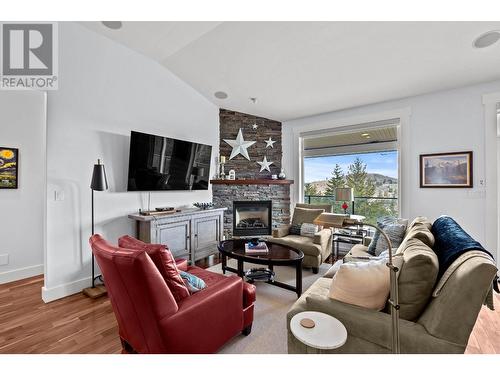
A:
290,311,347,353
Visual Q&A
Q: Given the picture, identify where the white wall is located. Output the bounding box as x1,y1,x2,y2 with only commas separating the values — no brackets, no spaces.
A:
43,23,219,302
283,80,500,261
0,91,46,283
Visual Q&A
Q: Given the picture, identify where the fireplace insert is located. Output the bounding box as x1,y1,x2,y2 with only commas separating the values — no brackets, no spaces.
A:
233,200,272,236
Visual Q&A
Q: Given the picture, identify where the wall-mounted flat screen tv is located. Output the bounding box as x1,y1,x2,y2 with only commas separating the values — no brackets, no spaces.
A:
127,131,212,191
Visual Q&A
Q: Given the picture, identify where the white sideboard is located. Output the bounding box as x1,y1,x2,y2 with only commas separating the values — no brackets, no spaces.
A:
128,208,226,264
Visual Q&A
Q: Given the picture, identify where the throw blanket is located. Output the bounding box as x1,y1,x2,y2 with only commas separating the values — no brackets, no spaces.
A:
432,216,496,310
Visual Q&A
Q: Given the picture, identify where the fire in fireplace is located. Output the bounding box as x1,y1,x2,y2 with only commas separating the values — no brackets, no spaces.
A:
233,200,272,236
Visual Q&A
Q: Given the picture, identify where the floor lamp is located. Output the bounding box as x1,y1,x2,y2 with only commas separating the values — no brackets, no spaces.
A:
313,213,400,354
83,159,109,299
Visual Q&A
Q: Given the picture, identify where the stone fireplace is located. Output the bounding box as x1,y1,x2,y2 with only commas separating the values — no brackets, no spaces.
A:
212,109,292,238
233,200,272,236
212,180,291,238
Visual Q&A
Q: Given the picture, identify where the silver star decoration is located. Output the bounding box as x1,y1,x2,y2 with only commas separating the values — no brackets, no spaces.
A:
257,156,274,172
252,123,258,130
264,137,276,148
223,128,256,160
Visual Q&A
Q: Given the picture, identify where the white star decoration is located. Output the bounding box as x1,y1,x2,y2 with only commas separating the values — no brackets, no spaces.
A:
252,123,258,130
264,137,276,148
257,156,274,172
223,128,256,160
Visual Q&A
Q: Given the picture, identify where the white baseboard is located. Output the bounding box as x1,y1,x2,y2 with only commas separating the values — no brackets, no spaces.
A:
0,264,43,284
42,276,92,303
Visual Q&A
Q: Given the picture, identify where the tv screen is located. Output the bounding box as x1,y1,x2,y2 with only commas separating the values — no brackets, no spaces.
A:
127,131,212,191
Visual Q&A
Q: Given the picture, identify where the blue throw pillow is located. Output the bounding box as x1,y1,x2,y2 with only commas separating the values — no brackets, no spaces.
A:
289,224,302,235
179,271,207,294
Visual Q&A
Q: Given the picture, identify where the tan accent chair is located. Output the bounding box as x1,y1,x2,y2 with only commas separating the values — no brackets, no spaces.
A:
268,203,332,273
287,217,498,353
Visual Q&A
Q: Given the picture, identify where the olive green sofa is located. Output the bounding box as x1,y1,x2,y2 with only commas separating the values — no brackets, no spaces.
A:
269,203,333,273
287,217,498,354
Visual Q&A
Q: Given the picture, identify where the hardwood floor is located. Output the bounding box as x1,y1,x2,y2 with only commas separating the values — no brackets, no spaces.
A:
0,264,499,353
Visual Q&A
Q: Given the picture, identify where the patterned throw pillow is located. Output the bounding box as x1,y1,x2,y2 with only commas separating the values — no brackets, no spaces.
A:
180,271,207,294
300,223,319,238
289,224,302,235
367,217,407,255
374,223,407,256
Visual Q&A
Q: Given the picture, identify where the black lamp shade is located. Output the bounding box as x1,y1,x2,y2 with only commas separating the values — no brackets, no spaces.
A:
91,160,108,191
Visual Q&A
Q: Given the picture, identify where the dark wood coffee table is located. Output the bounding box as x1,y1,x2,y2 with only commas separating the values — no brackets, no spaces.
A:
218,239,304,298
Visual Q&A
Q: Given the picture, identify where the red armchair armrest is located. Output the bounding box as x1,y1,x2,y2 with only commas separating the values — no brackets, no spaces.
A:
159,275,244,353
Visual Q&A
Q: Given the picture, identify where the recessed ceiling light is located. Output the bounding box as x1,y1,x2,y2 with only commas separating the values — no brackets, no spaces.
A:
214,91,228,99
473,30,500,48
102,21,123,30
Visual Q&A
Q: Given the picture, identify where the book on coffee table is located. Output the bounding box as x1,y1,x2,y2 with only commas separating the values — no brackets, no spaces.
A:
245,241,269,254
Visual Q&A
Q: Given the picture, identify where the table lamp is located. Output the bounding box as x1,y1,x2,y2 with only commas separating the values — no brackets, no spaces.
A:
335,187,354,214
83,159,109,299
313,213,400,354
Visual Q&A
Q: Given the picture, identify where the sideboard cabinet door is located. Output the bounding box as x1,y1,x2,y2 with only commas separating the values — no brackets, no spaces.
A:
192,214,221,261
156,219,191,260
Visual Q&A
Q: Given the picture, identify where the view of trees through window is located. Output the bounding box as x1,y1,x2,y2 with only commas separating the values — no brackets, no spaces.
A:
304,150,398,224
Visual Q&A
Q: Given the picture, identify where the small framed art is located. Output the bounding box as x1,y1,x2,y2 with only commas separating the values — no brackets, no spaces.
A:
420,151,472,188
0,147,19,189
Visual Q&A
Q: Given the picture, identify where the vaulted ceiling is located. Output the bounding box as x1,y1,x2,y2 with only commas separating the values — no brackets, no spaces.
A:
82,21,500,121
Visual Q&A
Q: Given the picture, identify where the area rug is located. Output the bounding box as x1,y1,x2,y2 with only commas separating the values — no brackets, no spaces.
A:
209,259,331,354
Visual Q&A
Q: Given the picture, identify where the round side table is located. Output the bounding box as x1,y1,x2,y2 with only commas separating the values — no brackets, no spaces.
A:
290,311,347,353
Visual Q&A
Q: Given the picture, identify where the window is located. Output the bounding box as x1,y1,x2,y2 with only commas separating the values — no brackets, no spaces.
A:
302,122,399,224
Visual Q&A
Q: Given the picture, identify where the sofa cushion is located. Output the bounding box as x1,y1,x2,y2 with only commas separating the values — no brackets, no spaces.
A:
397,221,435,253
291,207,325,226
268,235,322,257
118,235,190,302
396,237,439,321
329,258,391,311
347,244,371,258
407,216,432,232
186,265,227,287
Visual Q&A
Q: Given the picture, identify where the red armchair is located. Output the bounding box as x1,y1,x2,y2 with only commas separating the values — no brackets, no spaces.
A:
89,234,255,354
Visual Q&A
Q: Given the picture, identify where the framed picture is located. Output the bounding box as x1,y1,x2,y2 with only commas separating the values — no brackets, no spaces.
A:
420,151,473,188
0,147,19,189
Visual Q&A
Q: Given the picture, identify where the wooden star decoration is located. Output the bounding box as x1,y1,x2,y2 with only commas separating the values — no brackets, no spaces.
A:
257,156,274,172
223,128,256,160
264,137,276,148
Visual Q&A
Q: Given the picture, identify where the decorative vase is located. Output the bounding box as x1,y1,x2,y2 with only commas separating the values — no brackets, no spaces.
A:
278,168,286,180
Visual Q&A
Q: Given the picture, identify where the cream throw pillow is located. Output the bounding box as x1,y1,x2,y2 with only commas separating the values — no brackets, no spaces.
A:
328,258,390,310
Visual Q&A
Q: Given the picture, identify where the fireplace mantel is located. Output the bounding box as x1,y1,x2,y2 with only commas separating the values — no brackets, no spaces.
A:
210,179,294,185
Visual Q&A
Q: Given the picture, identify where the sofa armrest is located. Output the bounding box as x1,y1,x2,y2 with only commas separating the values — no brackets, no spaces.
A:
273,224,291,238
304,295,464,353
159,276,244,353
313,228,332,248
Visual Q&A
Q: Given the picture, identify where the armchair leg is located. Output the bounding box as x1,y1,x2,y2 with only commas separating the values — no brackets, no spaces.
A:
120,338,137,354
312,267,319,274
242,324,252,336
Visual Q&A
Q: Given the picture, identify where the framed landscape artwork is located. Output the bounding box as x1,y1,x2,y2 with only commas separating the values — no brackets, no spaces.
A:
0,147,19,189
420,151,473,188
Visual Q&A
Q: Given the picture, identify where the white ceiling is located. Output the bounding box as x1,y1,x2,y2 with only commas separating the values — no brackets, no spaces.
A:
81,21,500,121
